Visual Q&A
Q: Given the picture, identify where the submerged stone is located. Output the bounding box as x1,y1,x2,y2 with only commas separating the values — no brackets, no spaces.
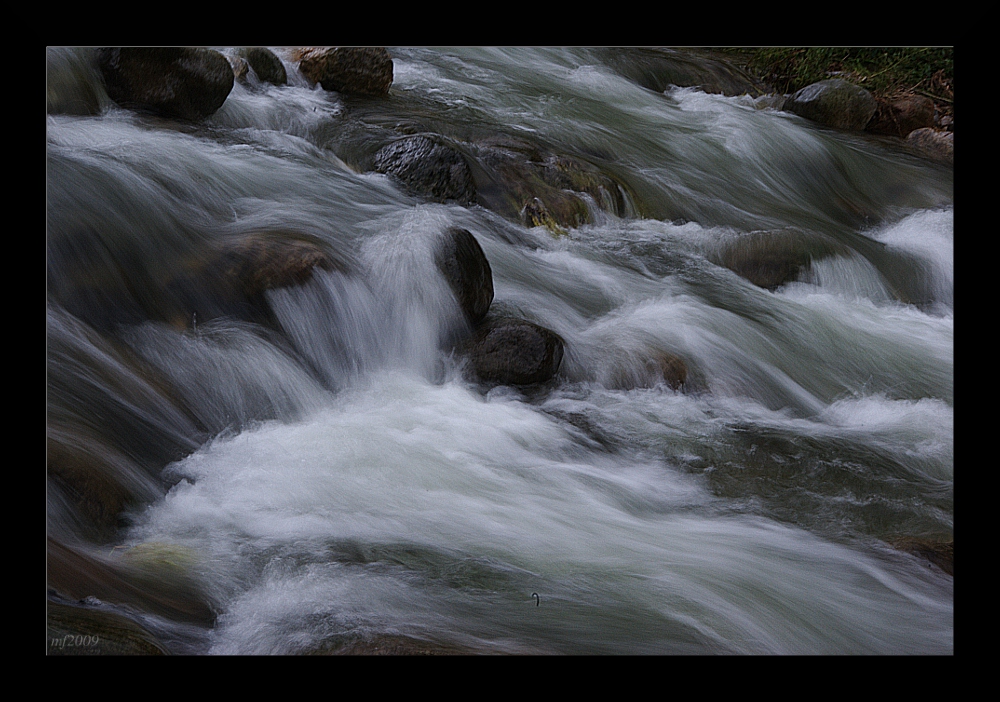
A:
710,229,848,290
867,94,935,138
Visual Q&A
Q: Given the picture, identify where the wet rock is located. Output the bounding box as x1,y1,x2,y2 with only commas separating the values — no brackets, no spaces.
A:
434,227,493,326
906,128,953,166
460,316,565,386
867,94,935,137
784,79,877,131
650,351,688,390
293,47,393,95
232,47,287,86
373,135,476,203
46,309,203,541
47,432,161,542
95,48,234,121
227,54,250,83
47,599,169,655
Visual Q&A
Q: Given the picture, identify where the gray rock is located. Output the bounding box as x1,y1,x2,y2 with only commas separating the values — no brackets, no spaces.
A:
710,229,849,290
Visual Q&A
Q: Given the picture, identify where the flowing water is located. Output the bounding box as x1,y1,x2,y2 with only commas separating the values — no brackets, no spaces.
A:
46,47,953,655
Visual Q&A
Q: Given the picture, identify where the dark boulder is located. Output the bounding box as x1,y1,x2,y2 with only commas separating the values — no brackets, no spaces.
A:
294,47,393,95
784,79,877,131
232,47,287,86
95,48,234,121
867,94,935,137
434,227,493,326
460,317,565,386
373,135,476,203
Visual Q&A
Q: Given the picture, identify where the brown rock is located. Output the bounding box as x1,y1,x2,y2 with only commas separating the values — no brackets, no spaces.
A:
47,599,170,655
294,47,392,95
867,94,936,137
907,128,953,165
214,231,341,297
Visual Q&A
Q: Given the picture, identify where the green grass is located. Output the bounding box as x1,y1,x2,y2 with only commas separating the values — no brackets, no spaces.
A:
717,48,953,103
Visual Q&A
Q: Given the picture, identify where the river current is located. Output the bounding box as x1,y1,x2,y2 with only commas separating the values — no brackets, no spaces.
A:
46,47,953,655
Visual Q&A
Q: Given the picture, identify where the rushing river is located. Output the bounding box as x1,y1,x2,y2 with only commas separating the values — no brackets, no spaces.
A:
46,47,953,655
